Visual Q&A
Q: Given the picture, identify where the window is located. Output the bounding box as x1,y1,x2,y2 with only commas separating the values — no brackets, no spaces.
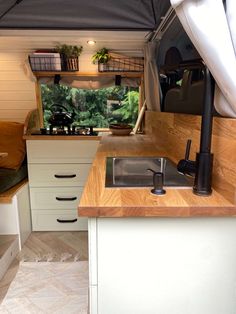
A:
40,84,139,128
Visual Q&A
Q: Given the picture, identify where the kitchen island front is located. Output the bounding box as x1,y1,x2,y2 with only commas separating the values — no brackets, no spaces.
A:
78,130,236,314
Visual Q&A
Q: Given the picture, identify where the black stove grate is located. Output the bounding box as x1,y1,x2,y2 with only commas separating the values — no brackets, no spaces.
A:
31,125,98,136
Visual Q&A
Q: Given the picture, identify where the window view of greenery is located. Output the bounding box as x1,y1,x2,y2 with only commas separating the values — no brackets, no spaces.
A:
41,84,139,128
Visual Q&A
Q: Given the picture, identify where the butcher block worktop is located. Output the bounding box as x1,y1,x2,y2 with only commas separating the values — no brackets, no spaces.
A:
78,133,235,217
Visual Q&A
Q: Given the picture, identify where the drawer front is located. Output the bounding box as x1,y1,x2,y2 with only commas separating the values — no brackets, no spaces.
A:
27,140,99,163
28,164,91,187
31,209,88,231
30,187,83,210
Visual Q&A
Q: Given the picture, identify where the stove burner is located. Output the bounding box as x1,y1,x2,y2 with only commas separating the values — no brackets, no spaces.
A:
32,125,98,136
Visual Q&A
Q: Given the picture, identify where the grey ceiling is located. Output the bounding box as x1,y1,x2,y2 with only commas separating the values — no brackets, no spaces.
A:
0,0,170,30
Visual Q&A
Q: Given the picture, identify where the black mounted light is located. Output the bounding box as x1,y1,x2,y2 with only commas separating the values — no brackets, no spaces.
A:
115,75,121,86
54,74,61,85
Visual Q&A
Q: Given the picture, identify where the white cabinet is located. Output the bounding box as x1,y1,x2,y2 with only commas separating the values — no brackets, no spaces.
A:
89,217,236,314
27,140,99,231
0,182,31,249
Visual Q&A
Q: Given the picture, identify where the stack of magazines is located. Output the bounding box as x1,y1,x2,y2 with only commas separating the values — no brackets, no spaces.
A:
29,50,61,71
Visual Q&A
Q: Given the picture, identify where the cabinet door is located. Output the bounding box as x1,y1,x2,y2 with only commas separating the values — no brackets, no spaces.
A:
28,164,91,187
16,183,31,247
30,187,83,210
27,140,99,163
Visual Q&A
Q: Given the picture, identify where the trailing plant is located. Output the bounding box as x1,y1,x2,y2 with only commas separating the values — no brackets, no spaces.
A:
55,44,83,58
92,47,110,64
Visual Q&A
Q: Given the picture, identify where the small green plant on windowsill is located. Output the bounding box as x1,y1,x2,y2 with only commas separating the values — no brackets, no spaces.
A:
56,44,83,71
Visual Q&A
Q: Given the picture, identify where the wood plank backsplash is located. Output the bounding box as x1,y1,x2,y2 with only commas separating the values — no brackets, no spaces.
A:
145,111,236,204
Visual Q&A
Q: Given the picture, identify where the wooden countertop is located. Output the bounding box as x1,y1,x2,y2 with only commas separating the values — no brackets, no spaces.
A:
78,134,235,217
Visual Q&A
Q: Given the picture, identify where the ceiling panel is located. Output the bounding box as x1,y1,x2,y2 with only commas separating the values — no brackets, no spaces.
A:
0,0,170,31
0,30,149,53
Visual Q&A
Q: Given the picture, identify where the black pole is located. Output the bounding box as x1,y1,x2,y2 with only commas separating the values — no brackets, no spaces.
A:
193,67,215,196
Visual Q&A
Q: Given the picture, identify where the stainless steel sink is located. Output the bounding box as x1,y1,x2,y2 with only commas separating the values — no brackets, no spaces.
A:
105,156,193,188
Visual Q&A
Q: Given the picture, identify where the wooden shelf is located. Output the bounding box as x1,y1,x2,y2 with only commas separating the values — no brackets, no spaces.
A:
33,71,143,78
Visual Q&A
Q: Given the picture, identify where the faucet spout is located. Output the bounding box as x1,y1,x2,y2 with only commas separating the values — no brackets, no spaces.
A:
193,66,215,196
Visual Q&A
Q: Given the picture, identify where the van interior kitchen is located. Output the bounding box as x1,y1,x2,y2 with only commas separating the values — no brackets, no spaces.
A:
0,1,236,313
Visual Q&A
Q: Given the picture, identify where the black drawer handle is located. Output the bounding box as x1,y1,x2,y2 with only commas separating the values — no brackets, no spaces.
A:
57,218,78,223
56,196,77,201
54,174,76,179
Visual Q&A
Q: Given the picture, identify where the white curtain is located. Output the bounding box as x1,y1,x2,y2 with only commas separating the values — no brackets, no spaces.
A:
144,41,161,111
171,0,236,117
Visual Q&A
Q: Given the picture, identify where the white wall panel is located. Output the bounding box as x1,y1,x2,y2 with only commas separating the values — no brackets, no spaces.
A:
0,110,32,122
0,100,35,109
0,52,37,123
0,81,35,91
0,91,35,101
0,61,24,70
0,72,31,81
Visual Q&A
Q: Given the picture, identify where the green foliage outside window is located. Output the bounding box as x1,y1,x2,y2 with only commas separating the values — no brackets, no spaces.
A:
41,84,139,128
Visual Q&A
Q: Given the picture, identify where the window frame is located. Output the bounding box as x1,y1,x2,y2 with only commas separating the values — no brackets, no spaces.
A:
35,72,144,131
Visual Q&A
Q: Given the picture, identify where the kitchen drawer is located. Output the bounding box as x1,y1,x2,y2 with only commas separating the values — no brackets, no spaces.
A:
31,209,88,231
28,163,91,187
30,187,83,210
27,140,99,163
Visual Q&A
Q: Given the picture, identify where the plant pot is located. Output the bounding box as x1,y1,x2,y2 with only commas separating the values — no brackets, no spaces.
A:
98,63,106,72
66,57,79,71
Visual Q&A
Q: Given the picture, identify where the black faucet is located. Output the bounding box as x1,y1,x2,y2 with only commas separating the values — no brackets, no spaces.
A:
177,62,215,196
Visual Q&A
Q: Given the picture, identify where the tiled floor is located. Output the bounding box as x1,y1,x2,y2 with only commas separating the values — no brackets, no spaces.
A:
0,235,17,259
0,261,88,313
0,231,88,303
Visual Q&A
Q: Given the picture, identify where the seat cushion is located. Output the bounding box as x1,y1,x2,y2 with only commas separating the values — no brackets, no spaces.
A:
0,121,26,170
0,162,28,193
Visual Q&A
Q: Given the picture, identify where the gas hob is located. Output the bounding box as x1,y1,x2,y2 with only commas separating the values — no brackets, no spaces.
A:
31,125,98,136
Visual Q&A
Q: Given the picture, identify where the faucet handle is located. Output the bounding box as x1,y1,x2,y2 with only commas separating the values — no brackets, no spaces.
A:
177,139,196,176
185,139,192,160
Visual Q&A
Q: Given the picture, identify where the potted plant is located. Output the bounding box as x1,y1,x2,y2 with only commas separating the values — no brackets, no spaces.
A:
56,44,83,71
92,48,110,71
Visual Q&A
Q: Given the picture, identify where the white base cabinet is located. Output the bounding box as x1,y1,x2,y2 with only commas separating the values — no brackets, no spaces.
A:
0,183,31,249
27,140,99,231
89,217,236,314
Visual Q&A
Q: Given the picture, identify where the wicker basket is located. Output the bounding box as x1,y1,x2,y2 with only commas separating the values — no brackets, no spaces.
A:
29,54,79,72
65,57,79,71
29,54,62,71
98,57,144,72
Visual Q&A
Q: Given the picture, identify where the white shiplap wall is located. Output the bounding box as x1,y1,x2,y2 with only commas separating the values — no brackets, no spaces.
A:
0,52,37,123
